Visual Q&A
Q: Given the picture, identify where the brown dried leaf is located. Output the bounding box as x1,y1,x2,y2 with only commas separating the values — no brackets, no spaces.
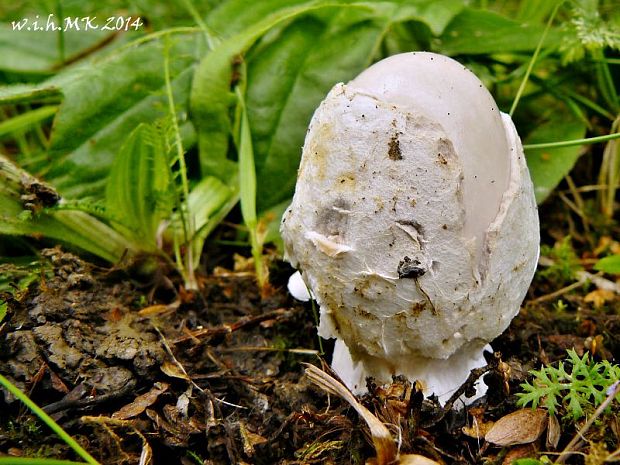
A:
160,360,190,381
239,422,267,457
138,300,180,317
48,368,69,393
546,413,560,449
485,408,548,446
112,382,169,420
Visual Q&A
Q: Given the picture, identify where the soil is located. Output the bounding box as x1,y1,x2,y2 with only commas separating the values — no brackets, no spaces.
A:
1,207,620,465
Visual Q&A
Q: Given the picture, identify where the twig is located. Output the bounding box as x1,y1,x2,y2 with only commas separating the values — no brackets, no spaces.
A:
529,280,587,304
424,364,492,427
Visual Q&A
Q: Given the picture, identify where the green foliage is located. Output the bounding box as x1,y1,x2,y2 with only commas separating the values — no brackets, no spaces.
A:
0,459,93,464
104,123,173,248
594,254,620,274
438,7,563,55
517,349,620,419
539,236,583,284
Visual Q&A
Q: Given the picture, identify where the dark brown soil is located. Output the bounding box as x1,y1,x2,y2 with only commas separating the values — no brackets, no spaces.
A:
1,222,619,464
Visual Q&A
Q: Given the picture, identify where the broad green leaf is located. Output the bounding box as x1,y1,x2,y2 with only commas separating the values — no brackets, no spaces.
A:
517,0,563,23
368,0,464,35
594,254,620,274
206,0,315,37
42,35,201,199
105,123,173,247
439,8,563,55
524,115,587,203
0,23,112,75
0,301,6,324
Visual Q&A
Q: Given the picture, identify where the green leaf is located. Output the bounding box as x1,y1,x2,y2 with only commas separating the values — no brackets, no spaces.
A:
439,7,563,55
517,0,563,23
524,114,587,203
0,23,111,75
105,123,173,248
207,0,462,37
41,34,201,200
594,254,620,274
238,100,257,228
0,301,6,324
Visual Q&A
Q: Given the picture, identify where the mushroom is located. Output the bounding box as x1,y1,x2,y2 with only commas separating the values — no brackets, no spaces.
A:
281,52,539,404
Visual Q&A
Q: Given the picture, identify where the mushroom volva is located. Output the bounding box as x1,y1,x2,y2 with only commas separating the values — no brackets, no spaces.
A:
281,52,539,404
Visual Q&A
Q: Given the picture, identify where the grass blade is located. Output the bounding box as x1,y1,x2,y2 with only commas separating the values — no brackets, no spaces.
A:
0,106,58,139
0,459,91,465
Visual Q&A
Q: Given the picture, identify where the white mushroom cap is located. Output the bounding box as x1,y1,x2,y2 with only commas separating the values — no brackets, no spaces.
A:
281,52,539,403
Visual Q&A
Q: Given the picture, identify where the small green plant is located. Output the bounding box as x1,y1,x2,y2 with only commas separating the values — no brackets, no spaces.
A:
539,236,583,284
517,349,620,419
553,299,569,312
